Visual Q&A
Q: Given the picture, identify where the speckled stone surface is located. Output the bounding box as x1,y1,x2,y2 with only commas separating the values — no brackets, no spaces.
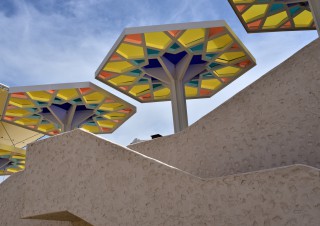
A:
0,173,72,226
129,38,320,178
18,130,320,226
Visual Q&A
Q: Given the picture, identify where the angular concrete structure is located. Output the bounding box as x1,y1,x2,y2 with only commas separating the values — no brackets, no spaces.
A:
0,39,319,225
1,130,320,225
129,38,320,178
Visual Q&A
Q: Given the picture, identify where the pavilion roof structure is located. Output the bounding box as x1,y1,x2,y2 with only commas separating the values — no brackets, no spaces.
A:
0,84,41,175
96,20,256,102
0,143,26,175
95,20,256,132
1,82,136,136
228,0,318,33
1,84,43,148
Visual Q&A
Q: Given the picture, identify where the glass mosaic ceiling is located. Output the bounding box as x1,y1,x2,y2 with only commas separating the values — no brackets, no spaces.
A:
2,82,136,135
95,21,256,102
228,0,316,32
1,84,43,148
0,84,42,175
0,144,25,175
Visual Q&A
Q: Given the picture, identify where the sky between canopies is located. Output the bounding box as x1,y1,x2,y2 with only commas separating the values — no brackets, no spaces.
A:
0,0,317,146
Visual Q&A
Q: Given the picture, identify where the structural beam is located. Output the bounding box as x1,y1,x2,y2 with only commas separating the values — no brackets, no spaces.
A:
309,0,320,36
95,21,256,134
170,81,188,133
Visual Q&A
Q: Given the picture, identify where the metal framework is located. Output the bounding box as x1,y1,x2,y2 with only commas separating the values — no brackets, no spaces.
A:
0,143,26,175
95,20,256,133
1,82,136,135
228,0,319,35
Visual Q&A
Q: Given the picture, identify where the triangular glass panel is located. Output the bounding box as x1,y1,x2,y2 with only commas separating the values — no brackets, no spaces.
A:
128,69,142,76
147,48,160,57
208,62,220,69
190,44,204,53
205,53,217,60
132,59,145,66
152,84,162,89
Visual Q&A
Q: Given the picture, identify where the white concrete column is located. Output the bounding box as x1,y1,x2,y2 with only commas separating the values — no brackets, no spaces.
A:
309,0,320,36
170,80,188,133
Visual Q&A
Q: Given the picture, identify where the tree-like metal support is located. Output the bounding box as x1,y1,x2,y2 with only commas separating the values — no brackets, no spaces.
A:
95,21,256,133
309,0,320,35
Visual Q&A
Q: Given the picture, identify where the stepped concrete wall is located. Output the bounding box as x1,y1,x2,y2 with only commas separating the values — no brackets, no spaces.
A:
0,173,72,226
0,130,319,225
22,130,320,225
129,38,320,178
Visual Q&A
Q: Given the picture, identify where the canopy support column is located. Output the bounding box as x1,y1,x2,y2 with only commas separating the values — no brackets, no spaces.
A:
309,0,320,36
170,80,188,133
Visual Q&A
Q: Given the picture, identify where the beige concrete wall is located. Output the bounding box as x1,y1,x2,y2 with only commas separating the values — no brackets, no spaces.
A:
0,172,72,226
20,130,320,226
129,38,320,178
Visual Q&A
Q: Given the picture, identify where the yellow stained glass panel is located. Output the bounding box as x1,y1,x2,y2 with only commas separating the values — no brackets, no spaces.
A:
185,86,197,97
293,10,313,28
11,155,25,160
97,120,116,129
6,109,31,117
206,34,233,52
38,123,56,133
0,150,11,155
214,66,241,77
242,4,268,23
108,75,137,86
129,85,150,96
57,89,79,101
216,52,246,63
201,79,222,90
103,112,126,120
178,29,205,48
145,32,172,50
116,43,145,59
9,98,35,108
99,103,123,111
83,92,105,104
154,88,170,100
81,124,100,133
103,61,134,73
263,11,288,29
15,118,39,126
27,91,52,102
6,168,20,173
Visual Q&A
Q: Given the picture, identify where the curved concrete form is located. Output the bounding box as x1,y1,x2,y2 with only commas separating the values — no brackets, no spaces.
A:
0,129,319,225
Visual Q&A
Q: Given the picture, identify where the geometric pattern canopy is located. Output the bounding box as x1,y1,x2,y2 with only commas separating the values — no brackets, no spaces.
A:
0,121,43,148
0,143,26,175
228,0,317,32
95,20,256,103
1,84,42,175
1,84,43,148
2,82,136,135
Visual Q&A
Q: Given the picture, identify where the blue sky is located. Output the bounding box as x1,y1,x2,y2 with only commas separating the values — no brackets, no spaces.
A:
0,0,317,147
